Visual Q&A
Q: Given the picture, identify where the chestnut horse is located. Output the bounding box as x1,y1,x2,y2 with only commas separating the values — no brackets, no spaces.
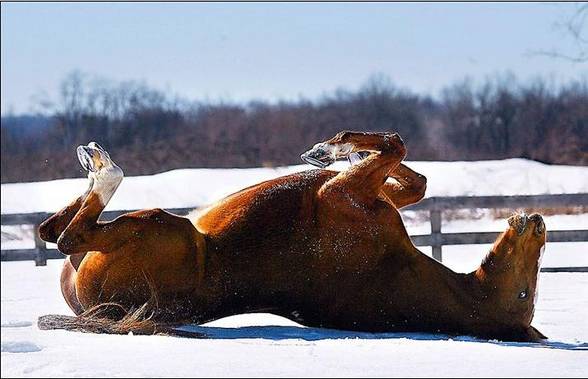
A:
38,132,547,342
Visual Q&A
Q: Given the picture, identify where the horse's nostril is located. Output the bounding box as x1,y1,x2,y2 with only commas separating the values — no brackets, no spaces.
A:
529,213,545,235
508,213,528,235
536,220,544,235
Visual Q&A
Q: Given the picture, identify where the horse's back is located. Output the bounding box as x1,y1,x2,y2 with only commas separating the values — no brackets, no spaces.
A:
195,169,334,243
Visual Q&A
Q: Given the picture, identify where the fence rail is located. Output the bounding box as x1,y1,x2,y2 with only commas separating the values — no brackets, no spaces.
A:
403,193,588,263
2,193,587,272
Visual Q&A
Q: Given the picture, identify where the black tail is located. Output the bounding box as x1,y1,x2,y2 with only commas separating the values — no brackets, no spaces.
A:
38,303,205,338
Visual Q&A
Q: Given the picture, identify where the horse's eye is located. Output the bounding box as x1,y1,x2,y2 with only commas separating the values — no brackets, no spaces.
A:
518,290,528,300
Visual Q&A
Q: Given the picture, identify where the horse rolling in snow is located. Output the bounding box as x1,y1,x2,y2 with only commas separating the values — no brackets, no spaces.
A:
38,131,547,342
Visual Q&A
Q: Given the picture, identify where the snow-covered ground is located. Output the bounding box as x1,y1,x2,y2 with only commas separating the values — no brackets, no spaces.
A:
2,159,587,377
2,261,587,377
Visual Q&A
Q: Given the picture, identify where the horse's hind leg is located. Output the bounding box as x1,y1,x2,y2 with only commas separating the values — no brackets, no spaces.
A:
39,180,93,244
39,177,93,315
56,142,124,255
38,141,121,246
54,145,201,314
39,142,123,315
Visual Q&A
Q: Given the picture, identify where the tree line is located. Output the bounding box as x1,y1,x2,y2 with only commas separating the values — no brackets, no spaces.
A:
1,72,586,183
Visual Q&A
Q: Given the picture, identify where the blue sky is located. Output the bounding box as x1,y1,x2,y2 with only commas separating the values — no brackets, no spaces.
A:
1,2,586,114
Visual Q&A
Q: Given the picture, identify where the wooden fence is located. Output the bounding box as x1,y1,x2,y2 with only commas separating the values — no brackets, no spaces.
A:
2,193,587,272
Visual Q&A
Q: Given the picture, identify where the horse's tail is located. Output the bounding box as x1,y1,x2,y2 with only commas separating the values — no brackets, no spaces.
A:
38,302,205,338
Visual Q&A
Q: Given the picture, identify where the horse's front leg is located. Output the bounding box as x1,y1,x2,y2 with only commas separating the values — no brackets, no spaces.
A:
301,131,426,209
380,163,427,209
304,131,408,205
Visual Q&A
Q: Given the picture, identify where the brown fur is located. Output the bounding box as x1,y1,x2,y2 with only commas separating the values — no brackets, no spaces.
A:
39,132,547,342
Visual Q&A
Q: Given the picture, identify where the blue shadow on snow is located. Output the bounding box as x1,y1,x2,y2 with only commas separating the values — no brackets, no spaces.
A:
175,324,588,351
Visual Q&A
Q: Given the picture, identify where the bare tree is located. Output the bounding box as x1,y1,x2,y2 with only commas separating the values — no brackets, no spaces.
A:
534,4,588,63
3,71,587,183
57,71,86,147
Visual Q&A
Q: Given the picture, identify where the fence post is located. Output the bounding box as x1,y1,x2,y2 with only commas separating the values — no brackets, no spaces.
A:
33,224,47,266
430,208,442,262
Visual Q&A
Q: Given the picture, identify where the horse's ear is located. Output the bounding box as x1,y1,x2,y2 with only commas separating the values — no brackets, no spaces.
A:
522,326,548,342
506,325,548,342
530,326,548,340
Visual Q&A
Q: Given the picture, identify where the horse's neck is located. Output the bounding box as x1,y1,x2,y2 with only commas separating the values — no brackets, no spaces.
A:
408,249,489,328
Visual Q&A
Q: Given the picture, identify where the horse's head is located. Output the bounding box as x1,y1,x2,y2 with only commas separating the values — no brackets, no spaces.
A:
475,212,547,342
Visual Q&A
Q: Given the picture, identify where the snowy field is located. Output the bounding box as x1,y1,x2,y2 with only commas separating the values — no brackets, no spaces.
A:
2,261,587,377
2,158,587,214
2,159,588,377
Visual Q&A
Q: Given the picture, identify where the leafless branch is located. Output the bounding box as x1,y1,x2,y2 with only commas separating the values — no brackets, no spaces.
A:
529,4,588,63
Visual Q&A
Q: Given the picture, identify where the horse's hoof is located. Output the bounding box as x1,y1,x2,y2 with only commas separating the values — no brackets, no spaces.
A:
76,142,112,173
301,142,337,168
88,142,112,159
77,145,96,172
88,141,106,153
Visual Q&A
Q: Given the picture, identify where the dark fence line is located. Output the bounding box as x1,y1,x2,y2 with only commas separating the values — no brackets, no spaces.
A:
1,194,587,272
403,193,588,263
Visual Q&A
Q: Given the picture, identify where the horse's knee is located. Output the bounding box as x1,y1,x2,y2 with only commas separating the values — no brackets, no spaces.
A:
57,226,88,255
56,232,76,255
39,212,70,243
413,174,427,201
38,219,58,243
39,197,85,243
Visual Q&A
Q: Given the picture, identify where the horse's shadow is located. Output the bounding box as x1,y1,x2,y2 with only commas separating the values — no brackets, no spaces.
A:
176,324,587,351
